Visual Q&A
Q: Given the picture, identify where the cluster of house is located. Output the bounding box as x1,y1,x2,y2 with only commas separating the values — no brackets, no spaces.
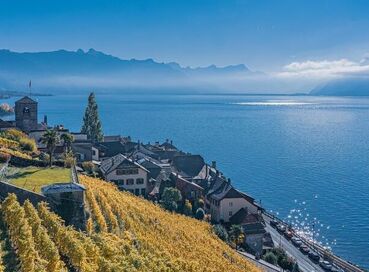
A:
0,96,273,255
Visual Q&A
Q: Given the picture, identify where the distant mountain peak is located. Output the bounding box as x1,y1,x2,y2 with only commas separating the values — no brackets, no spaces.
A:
0,48,255,92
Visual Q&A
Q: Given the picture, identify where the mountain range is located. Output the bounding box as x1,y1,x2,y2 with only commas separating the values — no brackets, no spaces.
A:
0,49,253,93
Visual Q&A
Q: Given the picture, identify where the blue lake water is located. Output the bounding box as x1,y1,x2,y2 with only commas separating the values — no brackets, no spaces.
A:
2,93,369,268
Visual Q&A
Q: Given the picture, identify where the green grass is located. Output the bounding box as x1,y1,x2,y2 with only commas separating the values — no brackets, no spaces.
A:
6,166,70,193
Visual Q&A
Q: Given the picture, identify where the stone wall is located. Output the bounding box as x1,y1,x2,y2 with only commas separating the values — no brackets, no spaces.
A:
0,180,47,206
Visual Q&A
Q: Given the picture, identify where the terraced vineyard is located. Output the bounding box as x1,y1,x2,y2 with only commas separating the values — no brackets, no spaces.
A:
0,175,259,272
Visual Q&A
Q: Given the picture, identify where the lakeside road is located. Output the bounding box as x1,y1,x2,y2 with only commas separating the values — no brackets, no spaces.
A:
263,216,325,272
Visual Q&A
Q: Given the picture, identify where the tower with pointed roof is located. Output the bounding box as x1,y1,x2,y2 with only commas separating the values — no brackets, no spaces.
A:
15,96,38,132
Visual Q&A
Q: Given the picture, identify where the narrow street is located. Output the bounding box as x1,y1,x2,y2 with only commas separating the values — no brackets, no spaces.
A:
264,216,325,272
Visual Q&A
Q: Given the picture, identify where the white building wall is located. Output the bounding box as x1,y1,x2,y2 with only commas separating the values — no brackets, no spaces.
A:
92,146,99,161
106,168,148,196
215,197,258,223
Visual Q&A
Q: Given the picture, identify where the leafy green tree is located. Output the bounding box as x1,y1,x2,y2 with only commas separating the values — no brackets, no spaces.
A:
229,225,244,249
263,252,278,265
183,200,193,216
61,133,74,152
81,92,103,142
41,129,60,167
213,224,229,242
195,208,205,220
161,187,182,212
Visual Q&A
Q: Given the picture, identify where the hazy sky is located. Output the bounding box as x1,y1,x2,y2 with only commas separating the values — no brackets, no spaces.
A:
2,0,369,72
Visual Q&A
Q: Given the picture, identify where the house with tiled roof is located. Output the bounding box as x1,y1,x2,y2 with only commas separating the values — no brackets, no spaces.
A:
206,179,259,223
171,154,205,180
100,154,149,196
229,208,266,255
172,173,204,203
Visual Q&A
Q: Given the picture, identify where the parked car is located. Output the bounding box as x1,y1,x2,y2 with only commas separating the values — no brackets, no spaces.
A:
320,260,333,271
284,230,293,240
291,237,303,247
270,220,278,228
299,245,310,254
308,251,320,262
330,266,344,272
277,224,286,233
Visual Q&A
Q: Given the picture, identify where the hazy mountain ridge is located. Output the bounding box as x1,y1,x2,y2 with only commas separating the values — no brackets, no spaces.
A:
310,77,369,96
0,49,254,93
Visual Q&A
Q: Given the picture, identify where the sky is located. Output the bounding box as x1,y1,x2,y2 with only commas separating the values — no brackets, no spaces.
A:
1,0,369,78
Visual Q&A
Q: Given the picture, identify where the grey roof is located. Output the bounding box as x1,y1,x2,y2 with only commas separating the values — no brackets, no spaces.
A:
100,154,148,175
0,119,15,129
229,208,265,235
210,183,255,203
171,155,205,178
96,141,137,157
41,182,85,195
15,96,37,104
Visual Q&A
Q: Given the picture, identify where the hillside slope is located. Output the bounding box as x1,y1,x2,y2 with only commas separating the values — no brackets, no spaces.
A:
0,176,258,272
80,175,259,272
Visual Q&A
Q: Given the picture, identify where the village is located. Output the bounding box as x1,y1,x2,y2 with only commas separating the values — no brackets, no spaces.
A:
0,94,363,272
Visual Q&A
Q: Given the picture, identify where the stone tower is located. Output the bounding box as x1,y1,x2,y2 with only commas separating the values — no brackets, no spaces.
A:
15,96,38,132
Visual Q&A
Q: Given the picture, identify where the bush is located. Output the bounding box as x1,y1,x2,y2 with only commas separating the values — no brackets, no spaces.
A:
161,187,182,212
213,224,229,242
0,147,32,160
19,137,37,152
263,252,278,265
1,128,27,141
183,200,193,216
64,151,76,168
0,137,19,149
195,208,205,220
82,161,95,173
39,152,50,163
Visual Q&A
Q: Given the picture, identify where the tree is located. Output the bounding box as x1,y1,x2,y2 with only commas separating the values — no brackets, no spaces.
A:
213,224,229,242
183,200,193,216
195,208,205,220
81,92,103,143
229,225,244,249
63,151,76,168
61,133,74,152
161,187,182,212
41,129,60,167
263,252,278,265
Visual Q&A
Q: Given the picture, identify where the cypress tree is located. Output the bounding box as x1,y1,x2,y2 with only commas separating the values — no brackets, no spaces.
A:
81,92,103,142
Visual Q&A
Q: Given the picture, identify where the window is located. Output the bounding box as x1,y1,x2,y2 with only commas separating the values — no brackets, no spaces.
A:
136,178,144,185
135,188,140,195
229,211,233,217
116,168,139,175
141,188,146,195
113,180,124,186
229,202,233,207
92,150,96,156
126,179,134,185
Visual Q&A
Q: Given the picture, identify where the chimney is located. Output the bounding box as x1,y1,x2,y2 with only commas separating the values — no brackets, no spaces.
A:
211,161,216,169
170,140,173,145
137,140,140,150
166,138,169,143
43,115,48,125
228,178,231,184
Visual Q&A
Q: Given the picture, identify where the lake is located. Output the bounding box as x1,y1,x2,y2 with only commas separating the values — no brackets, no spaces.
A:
2,93,369,268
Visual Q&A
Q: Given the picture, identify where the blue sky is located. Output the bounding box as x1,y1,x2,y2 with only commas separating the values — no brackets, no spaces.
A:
2,0,369,72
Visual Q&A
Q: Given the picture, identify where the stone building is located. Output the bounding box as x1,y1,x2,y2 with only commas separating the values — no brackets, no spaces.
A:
15,96,38,132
